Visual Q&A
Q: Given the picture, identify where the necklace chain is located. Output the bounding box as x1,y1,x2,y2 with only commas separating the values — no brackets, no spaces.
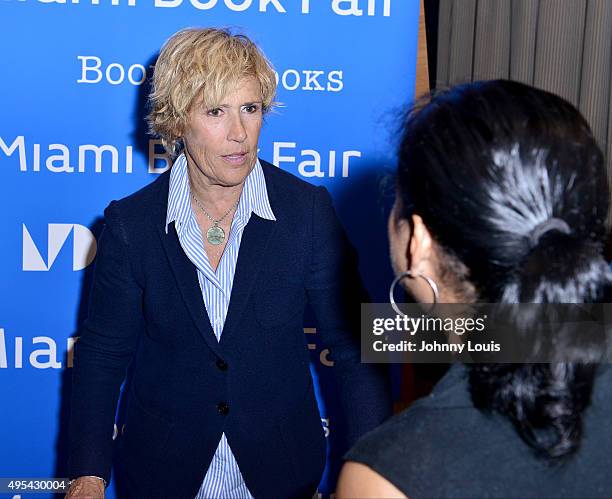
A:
191,193,239,225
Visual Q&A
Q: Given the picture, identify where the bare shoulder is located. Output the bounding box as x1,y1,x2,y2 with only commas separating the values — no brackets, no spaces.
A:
336,461,407,498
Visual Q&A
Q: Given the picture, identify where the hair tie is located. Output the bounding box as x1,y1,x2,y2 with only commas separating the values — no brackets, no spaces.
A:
529,218,571,247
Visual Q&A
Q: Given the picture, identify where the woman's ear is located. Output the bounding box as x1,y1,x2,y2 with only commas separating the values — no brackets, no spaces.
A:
390,211,440,304
409,214,433,272
388,207,411,276
405,214,441,304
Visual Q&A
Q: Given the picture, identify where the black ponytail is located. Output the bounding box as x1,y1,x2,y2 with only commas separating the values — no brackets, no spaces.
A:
396,80,612,459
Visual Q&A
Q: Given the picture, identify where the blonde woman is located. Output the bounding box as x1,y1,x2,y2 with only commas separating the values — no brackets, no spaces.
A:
67,28,391,499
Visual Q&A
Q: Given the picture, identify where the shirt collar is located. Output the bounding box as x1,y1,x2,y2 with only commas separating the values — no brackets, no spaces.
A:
165,153,276,234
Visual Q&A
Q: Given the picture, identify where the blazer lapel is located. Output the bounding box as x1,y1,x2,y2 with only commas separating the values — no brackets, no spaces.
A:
220,214,276,346
157,202,222,356
158,222,222,356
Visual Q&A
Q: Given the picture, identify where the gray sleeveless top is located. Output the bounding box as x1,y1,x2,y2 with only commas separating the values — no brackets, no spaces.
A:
345,363,612,498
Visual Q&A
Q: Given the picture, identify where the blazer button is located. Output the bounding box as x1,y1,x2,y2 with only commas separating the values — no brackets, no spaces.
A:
217,403,229,416
216,359,228,371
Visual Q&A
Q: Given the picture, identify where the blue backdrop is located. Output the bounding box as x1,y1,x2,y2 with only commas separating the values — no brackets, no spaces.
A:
0,1,419,497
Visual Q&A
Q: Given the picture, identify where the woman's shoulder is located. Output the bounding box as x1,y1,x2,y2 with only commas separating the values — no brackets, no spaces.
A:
337,461,406,498
344,363,612,497
343,363,480,494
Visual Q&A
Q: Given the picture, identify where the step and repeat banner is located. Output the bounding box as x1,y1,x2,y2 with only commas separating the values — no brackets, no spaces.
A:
1,1,419,497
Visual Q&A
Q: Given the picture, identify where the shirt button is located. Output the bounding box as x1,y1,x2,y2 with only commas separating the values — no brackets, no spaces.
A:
216,359,228,371
217,403,230,416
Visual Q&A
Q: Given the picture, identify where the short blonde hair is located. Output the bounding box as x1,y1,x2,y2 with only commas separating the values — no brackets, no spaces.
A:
147,27,277,157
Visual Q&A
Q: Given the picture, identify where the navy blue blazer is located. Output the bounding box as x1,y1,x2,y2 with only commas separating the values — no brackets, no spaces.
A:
68,160,391,498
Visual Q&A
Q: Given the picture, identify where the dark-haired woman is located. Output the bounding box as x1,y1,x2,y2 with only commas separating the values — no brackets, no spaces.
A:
336,80,612,498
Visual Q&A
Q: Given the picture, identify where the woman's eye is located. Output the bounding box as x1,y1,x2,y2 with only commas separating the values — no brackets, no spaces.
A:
244,104,259,113
207,108,222,117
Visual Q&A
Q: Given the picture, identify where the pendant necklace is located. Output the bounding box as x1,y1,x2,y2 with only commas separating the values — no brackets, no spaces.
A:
191,193,239,246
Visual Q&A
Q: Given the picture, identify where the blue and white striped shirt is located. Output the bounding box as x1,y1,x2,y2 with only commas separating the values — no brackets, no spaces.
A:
165,153,276,498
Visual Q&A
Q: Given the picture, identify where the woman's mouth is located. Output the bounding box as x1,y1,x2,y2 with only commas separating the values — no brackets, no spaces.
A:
222,152,248,165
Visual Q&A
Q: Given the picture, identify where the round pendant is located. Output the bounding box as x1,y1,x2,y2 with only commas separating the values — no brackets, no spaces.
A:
206,225,225,245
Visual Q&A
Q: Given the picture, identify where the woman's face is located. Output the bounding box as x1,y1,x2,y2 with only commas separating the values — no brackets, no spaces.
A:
182,76,263,188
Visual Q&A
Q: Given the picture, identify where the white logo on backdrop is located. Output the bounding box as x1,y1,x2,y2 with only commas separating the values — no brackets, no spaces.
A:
273,142,361,178
0,329,77,369
1,135,143,173
76,56,345,93
11,0,137,5
77,56,150,86
277,69,343,93
10,0,392,17
5,136,362,178
22,224,97,271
